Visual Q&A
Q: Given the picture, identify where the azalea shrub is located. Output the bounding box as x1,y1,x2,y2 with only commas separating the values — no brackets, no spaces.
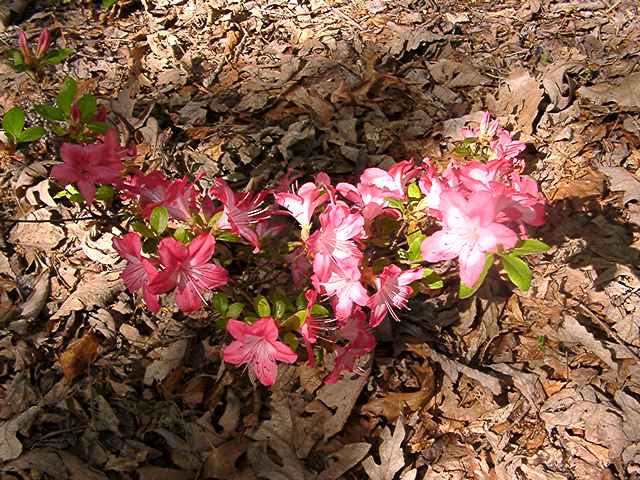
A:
6,29,549,387
45,110,548,386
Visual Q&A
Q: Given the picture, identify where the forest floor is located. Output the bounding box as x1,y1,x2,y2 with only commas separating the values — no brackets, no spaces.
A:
0,0,640,479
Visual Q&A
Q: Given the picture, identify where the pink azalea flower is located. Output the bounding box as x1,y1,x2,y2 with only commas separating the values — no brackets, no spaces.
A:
367,265,423,327
124,171,197,222
490,130,526,169
209,178,271,253
320,263,369,320
52,129,124,204
325,307,376,384
112,232,160,312
421,190,518,287
148,233,228,312
274,182,327,238
307,203,364,282
223,316,297,386
460,111,500,142
299,289,334,367
496,174,545,227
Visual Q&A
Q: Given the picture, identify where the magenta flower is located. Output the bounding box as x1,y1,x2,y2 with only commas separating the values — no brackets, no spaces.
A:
112,232,160,312
307,203,365,282
51,129,124,204
35,28,51,58
274,182,327,238
421,190,518,286
148,234,228,312
223,317,298,386
320,263,369,320
299,289,333,367
325,307,376,384
124,171,197,222
209,178,271,252
367,265,423,327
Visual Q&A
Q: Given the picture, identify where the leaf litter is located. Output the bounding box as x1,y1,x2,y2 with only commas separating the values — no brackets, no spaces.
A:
0,0,639,479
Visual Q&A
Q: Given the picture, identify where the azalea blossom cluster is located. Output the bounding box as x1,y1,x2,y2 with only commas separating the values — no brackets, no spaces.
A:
49,113,545,386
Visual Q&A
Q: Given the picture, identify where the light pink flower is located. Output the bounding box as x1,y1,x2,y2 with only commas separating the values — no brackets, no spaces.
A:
460,111,500,142
148,233,228,312
299,289,333,367
421,190,518,286
496,174,545,227
491,130,526,169
321,263,369,320
223,316,297,386
209,178,271,252
52,129,124,204
124,171,197,222
367,265,423,327
325,307,376,384
112,232,160,312
307,203,364,282
274,182,327,237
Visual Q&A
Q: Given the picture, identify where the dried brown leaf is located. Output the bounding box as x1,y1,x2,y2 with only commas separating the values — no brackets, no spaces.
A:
0,406,41,462
59,332,100,381
50,271,123,321
143,338,188,386
362,417,407,480
318,442,371,480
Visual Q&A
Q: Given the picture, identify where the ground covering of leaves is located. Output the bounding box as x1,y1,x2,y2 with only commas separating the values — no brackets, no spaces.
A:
0,0,639,478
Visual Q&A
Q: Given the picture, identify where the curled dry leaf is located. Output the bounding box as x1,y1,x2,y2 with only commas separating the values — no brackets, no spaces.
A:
143,338,188,386
50,271,123,321
59,332,100,381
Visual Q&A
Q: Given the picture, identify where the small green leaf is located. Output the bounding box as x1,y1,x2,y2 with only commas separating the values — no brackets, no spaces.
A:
212,293,229,315
255,295,271,317
42,48,73,65
95,185,116,201
50,124,67,136
150,206,168,235
508,239,550,257
173,227,190,243
102,0,118,8
310,304,329,317
57,77,77,116
226,302,245,319
3,107,25,138
295,292,306,311
216,232,241,243
77,94,97,122
18,127,46,143
459,253,494,299
405,229,426,262
501,254,532,292
10,50,25,69
422,268,443,289
273,299,286,320
131,220,155,238
86,122,108,134
35,104,66,122
283,332,299,352
407,182,422,200
387,198,405,211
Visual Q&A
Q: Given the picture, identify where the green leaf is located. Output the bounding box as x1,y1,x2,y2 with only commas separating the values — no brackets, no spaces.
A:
216,232,241,243
18,127,46,143
226,302,245,319
173,227,190,243
273,299,286,320
283,331,299,352
131,220,155,238
10,50,25,70
508,239,550,257
42,48,73,65
501,254,532,292
77,94,97,122
3,107,25,138
150,206,168,235
255,295,271,317
405,229,426,262
86,122,108,134
387,198,405,211
422,268,443,289
212,293,229,315
407,182,422,200
35,104,66,122
295,292,306,311
95,185,116,201
459,253,494,299
57,77,77,116
310,304,329,317
50,124,67,136
102,0,118,8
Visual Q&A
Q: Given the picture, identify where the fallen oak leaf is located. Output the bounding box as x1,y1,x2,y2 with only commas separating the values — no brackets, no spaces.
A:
0,406,42,462
318,442,371,480
50,270,123,321
59,332,100,381
362,416,407,480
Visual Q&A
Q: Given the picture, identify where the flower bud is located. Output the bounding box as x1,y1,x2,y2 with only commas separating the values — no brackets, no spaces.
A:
18,31,31,63
70,103,81,123
93,105,108,122
36,28,51,58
